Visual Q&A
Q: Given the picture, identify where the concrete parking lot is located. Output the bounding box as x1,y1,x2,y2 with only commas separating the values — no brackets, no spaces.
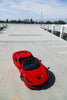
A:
0,24,67,100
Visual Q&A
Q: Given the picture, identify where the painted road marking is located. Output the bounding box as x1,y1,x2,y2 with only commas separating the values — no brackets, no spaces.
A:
10,96,20,100
52,46,67,48
9,34,41,36
59,51,67,54
0,40,65,43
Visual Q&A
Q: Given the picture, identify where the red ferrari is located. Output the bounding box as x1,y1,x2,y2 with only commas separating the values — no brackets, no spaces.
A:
12,50,49,89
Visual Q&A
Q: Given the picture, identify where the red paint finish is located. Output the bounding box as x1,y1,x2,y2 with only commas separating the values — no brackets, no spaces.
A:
12,50,49,89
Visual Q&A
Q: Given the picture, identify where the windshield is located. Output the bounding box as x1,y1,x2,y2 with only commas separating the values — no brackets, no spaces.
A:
23,58,40,70
18,54,33,66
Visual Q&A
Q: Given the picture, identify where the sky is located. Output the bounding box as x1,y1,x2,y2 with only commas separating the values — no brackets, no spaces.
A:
0,0,67,21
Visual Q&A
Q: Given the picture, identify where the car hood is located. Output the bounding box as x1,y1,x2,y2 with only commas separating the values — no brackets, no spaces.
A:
23,64,49,85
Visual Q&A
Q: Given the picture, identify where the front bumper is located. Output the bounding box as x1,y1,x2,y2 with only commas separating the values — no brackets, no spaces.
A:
25,79,49,89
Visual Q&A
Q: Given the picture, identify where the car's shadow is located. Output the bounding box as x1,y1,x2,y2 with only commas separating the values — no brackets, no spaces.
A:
20,68,56,91
37,70,56,90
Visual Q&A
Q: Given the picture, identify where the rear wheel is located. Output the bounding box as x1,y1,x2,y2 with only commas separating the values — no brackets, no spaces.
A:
20,74,24,81
13,58,15,64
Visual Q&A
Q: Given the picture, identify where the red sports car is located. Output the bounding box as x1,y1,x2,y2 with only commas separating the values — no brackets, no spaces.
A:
12,50,49,89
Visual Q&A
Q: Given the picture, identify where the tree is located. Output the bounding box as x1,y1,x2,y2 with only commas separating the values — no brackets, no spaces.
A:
6,19,8,23
30,19,34,24
45,21,53,24
54,20,66,24
54,21,58,24
58,20,66,24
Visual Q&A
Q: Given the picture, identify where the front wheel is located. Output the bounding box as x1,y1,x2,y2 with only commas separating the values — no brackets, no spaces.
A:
20,74,24,81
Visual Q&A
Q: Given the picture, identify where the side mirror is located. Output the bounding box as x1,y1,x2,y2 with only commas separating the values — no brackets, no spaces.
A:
40,60,41,63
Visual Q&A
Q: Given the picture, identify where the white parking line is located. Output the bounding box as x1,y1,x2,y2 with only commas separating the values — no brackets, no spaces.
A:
9,34,41,36
52,46,67,48
59,51,67,54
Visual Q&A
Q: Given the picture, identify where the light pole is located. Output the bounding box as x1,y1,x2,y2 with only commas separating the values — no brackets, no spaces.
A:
40,11,42,28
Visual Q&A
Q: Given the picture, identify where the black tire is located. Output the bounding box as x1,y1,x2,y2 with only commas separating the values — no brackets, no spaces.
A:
20,74,24,81
13,58,15,64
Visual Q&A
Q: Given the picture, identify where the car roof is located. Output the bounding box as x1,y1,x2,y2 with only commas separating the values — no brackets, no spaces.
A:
22,57,40,70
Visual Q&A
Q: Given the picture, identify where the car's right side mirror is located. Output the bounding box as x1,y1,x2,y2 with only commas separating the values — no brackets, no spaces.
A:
40,60,41,63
